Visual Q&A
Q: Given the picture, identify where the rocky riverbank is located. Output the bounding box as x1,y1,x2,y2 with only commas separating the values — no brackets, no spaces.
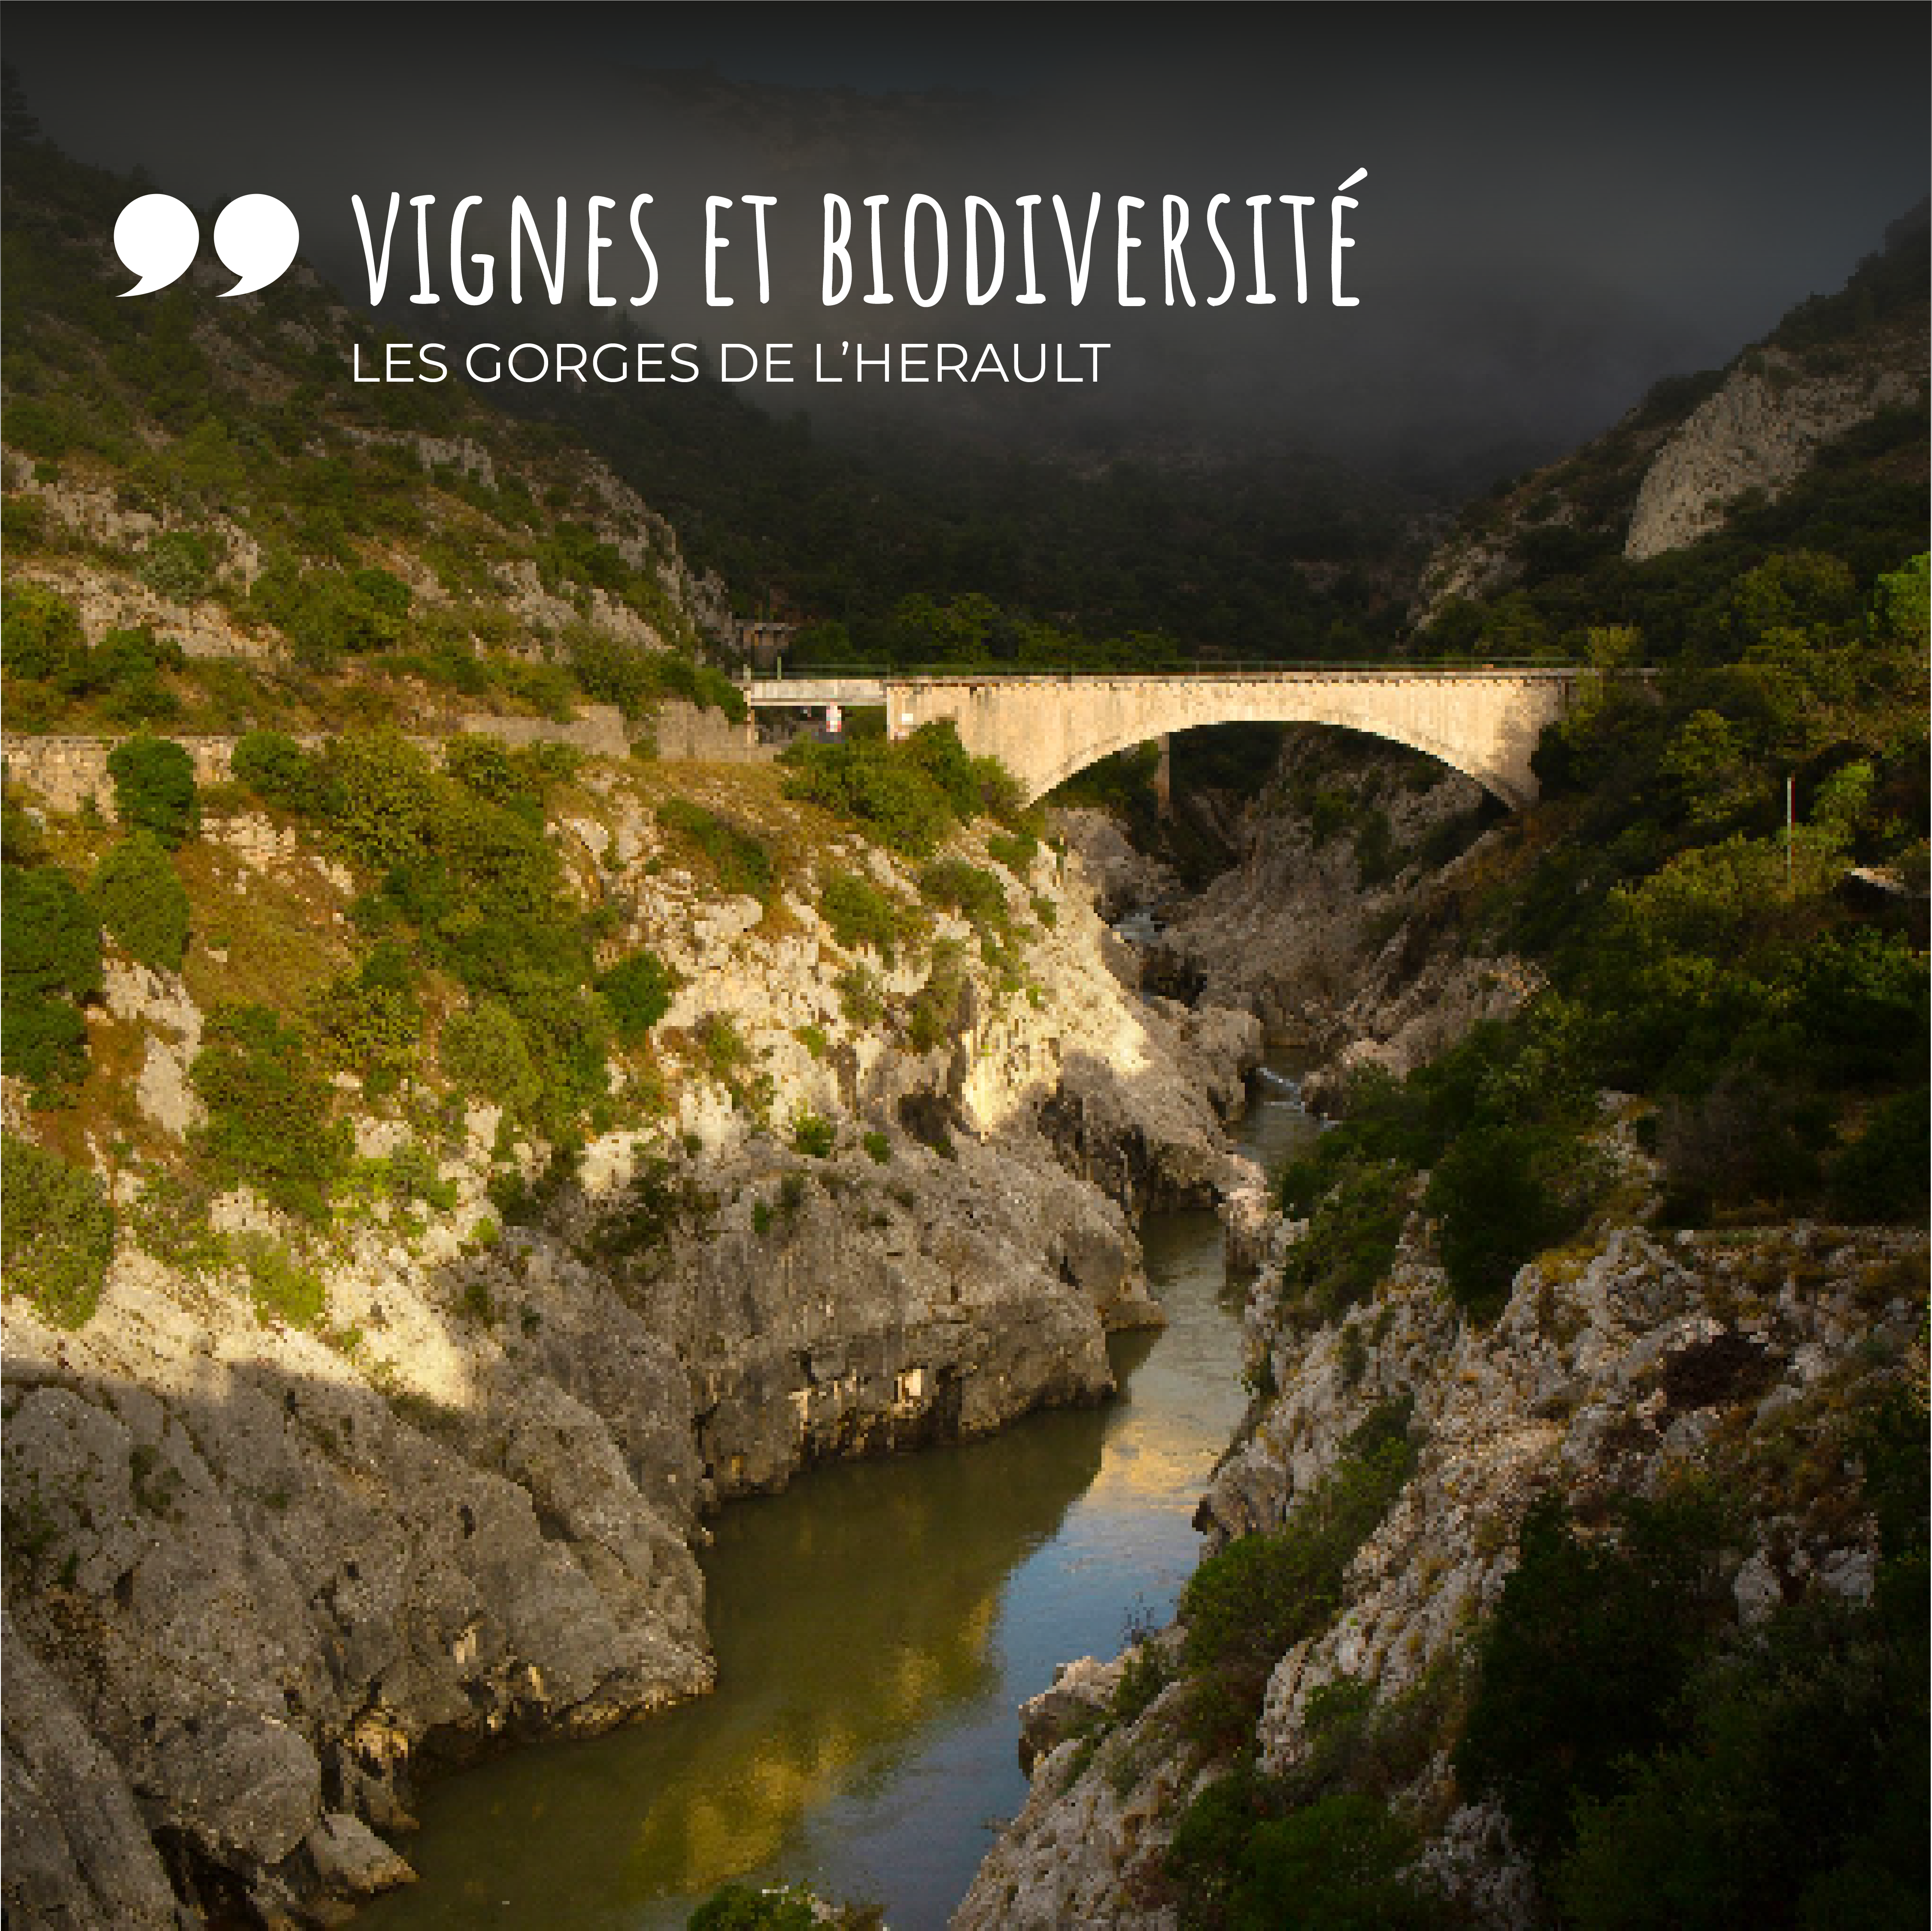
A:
1,758,1262,1930
954,734,1927,1930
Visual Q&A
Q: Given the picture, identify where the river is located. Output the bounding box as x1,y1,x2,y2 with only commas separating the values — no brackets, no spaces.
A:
361,1058,1314,1931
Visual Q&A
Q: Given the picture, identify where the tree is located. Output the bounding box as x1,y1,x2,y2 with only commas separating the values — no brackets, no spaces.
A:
90,831,190,972
106,735,197,847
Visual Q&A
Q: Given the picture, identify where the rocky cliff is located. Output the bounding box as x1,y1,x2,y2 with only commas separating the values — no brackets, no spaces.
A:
0,751,1260,1929
1073,726,1533,1096
956,1190,1924,1928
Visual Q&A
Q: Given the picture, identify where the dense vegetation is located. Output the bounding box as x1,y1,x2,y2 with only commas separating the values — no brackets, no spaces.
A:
0,76,1924,1931
1247,565,1925,1923
1462,1396,1928,1927
1162,1403,1450,1930
0,104,754,750
780,717,1036,858
520,370,1424,660
1280,550,1928,1325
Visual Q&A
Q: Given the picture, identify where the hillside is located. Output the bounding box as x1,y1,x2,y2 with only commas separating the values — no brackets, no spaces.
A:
0,120,1277,1928
1411,200,1928,647
0,114,752,749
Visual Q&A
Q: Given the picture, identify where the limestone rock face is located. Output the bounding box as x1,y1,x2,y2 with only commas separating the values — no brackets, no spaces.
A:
303,1813,417,1899
1624,352,1923,561
1,1613,189,1931
1016,1652,1125,1773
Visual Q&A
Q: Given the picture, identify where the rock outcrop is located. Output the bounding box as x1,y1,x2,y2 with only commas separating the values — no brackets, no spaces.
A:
956,1187,1926,1929
1623,350,1923,561
1137,729,1526,1087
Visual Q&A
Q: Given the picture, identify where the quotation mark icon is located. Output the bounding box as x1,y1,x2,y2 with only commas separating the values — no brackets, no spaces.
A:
114,192,300,297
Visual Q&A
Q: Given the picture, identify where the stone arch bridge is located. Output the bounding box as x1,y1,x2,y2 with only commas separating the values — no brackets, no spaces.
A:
744,667,1595,809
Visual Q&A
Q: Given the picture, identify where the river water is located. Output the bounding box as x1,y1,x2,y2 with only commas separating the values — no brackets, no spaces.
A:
362,1061,1314,1931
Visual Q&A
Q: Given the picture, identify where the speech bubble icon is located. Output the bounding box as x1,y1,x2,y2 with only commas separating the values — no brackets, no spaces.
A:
213,193,299,297
114,193,200,297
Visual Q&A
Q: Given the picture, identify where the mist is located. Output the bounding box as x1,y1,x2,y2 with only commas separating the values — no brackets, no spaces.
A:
6,2,1926,488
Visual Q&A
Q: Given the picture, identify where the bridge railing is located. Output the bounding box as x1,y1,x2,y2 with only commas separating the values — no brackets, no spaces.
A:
737,660,1612,684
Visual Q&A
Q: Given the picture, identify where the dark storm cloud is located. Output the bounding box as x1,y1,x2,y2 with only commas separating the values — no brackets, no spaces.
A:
6,3,1926,480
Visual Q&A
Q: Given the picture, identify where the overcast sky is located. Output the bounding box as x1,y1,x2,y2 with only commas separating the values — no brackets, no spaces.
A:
7,3,1927,482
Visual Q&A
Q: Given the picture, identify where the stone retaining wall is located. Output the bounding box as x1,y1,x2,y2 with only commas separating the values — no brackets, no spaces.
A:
2,701,770,818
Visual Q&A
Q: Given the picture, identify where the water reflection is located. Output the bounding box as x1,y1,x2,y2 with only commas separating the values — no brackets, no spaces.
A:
362,1398,1118,1930
363,1063,1314,1931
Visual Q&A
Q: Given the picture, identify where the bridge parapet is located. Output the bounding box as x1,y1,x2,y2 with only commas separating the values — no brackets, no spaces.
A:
740,677,886,708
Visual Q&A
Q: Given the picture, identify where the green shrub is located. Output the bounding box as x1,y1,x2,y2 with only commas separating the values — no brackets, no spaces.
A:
818,869,902,961
1,1134,114,1327
2,792,44,868
1828,1084,1930,1222
138,529,215,602
697,1012,752,1084
309,943,422,1095
382,1137,458,1213
1425,1123,1604,1319
568,632,747,721
106,735,197,847
566,627,658,717
986,828,1038,872
792,1111,835,1157
126,1171,231,1276
918,857,1008,929
1180,1403,1416,1750
315,731,439,872
686,1882,817,1931
89,831,190,972
657,797,776,902
1031,893,1059,930
441,998,543,1119
230,730,321,814
1,862,101,1094
1353,808,1402,887
1223,1794,1450,1931
1792,929,1929,1086
904,942,969,1053
249,555,409,665
1112,1640,1178,1727
1554,1590,1928,1931
191,1004,351,1222
862,1129,891,1164
0,582,85,681
601,948,679,1041
1454,1489,1731,1864
779,721,1009,858
238,1233,326,1330
1277,1160,1410,1323
442,734,574,820
836,963,884,1029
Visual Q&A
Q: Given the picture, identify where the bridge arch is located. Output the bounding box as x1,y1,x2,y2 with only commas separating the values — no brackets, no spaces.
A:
1027,711,1523,808
881,670,1584,810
